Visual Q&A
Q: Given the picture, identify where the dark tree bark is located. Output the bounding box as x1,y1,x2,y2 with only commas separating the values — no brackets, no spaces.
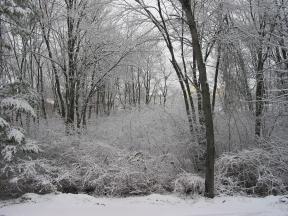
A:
212,46,221,112
180,0,216,198
137,67,141,106
40,65,47,120
255,50,265,137
191,50,204,128
65,0,77,129
75,78,81,129
0,17,4,82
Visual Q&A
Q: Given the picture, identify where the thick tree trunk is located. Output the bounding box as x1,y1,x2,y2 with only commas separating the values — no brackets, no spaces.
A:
255,51,265,137
180,0,215,198
96,90,100,116
82,106,87,127
192,50,204,128
65,4,76,129
88,100,93,119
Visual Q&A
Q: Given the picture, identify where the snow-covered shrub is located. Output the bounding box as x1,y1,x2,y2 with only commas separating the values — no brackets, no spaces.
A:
30,105,192,197
1,159,58,197
174,173,204,195
144,153,181,191
41,143,180,196
20,102,205,197
75,151,180,196
92,169,151,196
86,105,199,171
215,141,288,196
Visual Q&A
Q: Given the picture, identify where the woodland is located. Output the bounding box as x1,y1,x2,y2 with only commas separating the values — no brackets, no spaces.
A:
0,0,288,201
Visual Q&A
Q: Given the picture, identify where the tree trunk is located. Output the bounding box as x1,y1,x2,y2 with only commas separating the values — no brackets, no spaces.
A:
65,1,76,130
180,0,215,198
181,12,197,133
40,64,47,119
0,17,4,83
255,51,265,137
192,50,204,128
137,68,141,106
40,16,66,118
212,45,221,112
75,79,81,129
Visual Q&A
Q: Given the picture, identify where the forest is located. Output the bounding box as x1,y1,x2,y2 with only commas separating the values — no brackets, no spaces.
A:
0,0,288,215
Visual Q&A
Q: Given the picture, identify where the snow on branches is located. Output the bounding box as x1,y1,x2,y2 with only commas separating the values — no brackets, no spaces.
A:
0,97,36,117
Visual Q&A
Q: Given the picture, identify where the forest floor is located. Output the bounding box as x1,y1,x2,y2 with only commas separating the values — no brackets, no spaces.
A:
0,193,287,216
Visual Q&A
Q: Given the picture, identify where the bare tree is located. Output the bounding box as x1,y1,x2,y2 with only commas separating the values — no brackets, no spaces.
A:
179,0,216,198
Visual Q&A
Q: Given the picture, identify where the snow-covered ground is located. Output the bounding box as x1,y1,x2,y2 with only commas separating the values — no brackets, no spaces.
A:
0,193,287,216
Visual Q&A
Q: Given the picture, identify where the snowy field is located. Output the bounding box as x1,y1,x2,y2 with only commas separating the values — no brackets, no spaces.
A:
0,193,287,216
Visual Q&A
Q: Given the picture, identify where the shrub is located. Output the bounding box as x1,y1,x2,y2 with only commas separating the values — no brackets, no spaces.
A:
89,151,180,196
0,104,200,198
215,141,288,196
0,159,58,199
174,173,204,195
92,170,151,196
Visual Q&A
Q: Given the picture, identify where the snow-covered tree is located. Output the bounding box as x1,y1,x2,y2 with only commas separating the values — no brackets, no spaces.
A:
0,81,40,173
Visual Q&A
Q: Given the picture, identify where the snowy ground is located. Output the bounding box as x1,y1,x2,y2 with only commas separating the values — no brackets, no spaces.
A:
0,193,287,216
